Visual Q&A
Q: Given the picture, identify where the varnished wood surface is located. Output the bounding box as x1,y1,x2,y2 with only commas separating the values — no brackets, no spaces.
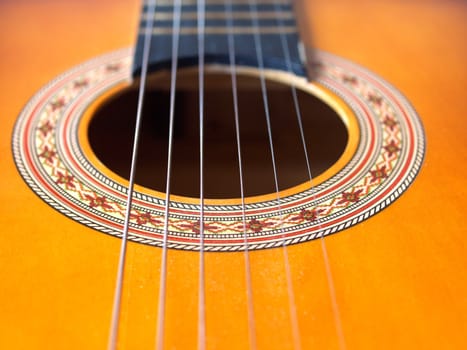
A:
0,0,465,349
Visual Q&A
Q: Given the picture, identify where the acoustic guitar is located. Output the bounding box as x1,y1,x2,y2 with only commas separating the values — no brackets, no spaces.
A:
0,0,465,349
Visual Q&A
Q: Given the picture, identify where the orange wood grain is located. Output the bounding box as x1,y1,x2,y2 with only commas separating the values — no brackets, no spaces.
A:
0,0,465,349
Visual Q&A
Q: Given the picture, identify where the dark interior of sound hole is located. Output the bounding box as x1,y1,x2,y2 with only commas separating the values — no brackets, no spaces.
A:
88,70,348,198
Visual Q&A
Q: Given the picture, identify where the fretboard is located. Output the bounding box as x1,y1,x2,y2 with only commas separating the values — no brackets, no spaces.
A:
132,0,306,77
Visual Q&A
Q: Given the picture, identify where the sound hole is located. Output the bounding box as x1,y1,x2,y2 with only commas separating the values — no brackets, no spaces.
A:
88,70,348,198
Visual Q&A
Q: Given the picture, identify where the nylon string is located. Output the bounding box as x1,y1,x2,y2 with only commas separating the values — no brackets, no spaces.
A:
248,0,301,349
272,1,347,349
107,0,157,349
109,2,345,350
225,0,257,348
155,0,183,349
197,0,207,349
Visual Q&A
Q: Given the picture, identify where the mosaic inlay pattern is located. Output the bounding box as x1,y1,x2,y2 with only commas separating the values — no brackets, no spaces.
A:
12,49,425,251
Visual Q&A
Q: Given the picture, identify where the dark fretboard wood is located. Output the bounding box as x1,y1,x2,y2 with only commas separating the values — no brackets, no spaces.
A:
132,0,306,77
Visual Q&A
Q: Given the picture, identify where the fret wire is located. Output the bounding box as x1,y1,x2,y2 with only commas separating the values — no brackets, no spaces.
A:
155,0,183,349
272,1,347,349
225,0,257,348
147,0,291,5
146,4,292,12
248,0,302,349
144,18,296,27
144,16,296,24
107,1,158,349
142,11,294,20
146,26,297,34
197,0,207,349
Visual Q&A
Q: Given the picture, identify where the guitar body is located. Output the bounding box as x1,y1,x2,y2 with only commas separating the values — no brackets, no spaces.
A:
0,1,465,349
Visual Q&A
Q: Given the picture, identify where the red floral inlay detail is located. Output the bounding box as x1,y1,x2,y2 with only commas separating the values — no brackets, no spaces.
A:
55,171,75,188
294,208,324,222
247,218,274,233
50,98,65,111
84,194,113,211
367,93,382,106
38,121,53,137
383,115,398,131
370,166,388,183
131,211,161,226
106,63,120,72
181,220,216,234
342,75,357,85
73,79,89,88
338,189,363,205
38,146,56,163
384,140,401,157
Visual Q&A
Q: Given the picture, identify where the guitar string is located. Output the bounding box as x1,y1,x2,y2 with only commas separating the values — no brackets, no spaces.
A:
248,0,301,349
155,0,183,349
272,1,347,348
225,0,258,348
110,2,344,349
197,0,207,349
107,0,157,349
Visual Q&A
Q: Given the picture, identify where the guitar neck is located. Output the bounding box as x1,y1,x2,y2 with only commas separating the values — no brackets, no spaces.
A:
132,0,306,77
